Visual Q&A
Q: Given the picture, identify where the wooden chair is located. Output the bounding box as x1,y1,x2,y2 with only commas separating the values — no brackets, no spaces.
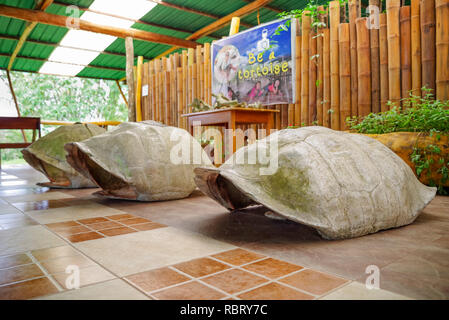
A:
0,117,41,169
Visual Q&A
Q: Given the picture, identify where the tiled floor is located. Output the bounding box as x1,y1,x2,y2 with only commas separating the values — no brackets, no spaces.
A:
0,165,448,300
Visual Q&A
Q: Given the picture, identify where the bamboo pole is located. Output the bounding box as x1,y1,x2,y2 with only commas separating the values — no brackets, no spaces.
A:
309,31,317,124
323,28,331,128
136,56,143,122
436,0,449,100
370,0,381,114
301,13,311,126
181,51,188,128
379,13,390,112
154,59,160,122
386,0,401,108
177,66,183,126
316,6,325,125
411,0,422,97
141,62,149,120
150,61,156,121
329,1,340,130
339,23,351,129
400,6,412,100
295,35,301,126
125,37,136,122
420,0,436,93
203,43,211,105
349,0,359,118
356,18,372,117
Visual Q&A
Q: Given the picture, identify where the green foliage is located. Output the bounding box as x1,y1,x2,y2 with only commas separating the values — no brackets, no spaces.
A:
348,88,449,195
0,71,128,163
347,88,449,135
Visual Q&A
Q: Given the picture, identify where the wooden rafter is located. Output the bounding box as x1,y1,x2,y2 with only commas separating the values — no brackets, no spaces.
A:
0,34,154,61
0,5,198,49
0,53,126,73
154,0,274,59
7,0,54,70
147,0,253,28
51,1,220,40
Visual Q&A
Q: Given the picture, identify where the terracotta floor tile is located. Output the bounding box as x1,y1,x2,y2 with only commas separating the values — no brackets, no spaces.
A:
120,217,152,226
243,258,303,279
77,217,109,225
238,282,314,300
106,214,136,221
12,200,68,212
173,257,231,278
132,222,166,231
202,269,267,294
66,232,104,243
279,269,349,295
87,221,122,231
125,267,190,292
54,225,92,237
0,264,44,286
53,265,115,289
46,221,80,230
32,246,81,262
152,281,225,300
41,255,95,274
0,277,58,300
98,226,137,237
0,254,32,269
212,248,265,266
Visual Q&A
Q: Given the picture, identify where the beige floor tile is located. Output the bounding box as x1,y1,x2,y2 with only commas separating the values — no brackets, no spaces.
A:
1,192,74,203
27,203,125,224
0,205,22,216
75,227,235,277
53,265,115,289
320,282,413,300
0,225,66,256
35,279,149,300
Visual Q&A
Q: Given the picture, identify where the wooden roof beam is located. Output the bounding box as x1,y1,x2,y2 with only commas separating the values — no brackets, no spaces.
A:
0,4,198,49
154,0,274,59
7,0,54,70
51,1,219,40
146,0,254,28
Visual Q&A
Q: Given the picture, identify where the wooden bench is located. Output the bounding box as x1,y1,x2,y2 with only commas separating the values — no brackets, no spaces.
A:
0,117,41,169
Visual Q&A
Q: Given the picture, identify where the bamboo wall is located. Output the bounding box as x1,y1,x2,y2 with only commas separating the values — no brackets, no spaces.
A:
137,0,449,131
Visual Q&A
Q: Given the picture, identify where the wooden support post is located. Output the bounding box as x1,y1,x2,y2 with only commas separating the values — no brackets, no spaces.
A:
125,37,136,122
379,13,390,112
387,0,401,108
115,80,128,106
349,0,359,118
436,0,449,100
420,0,436,93
6,70,27,142
400,6,412,100
330,1,340,130
411,0,422,97
339,23,351,129
370,0,381,114
356,18,372,117
136,56,143,122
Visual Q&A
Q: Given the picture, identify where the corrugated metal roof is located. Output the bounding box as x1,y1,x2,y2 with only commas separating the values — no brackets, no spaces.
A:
0,0,353,80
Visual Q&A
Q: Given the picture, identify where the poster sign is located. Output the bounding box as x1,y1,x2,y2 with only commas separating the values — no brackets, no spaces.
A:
211,18,296,106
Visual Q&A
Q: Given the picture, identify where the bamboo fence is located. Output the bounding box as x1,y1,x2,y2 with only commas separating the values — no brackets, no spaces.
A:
136,0,448,131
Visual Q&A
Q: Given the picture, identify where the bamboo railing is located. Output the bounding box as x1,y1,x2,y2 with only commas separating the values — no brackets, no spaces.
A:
137,0,449,131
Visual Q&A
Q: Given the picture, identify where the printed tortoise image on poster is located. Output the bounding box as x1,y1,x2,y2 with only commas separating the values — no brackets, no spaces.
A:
212,18,297,106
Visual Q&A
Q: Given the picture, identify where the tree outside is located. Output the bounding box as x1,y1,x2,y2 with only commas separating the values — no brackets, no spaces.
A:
0,71,128,164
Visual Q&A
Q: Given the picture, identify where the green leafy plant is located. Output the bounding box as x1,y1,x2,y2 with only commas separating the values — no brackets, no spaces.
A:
348,87,449,194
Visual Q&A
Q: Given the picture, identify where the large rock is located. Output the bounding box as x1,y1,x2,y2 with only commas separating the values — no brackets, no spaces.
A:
194,126,436,240
65,121,213,201
22,123,106,188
